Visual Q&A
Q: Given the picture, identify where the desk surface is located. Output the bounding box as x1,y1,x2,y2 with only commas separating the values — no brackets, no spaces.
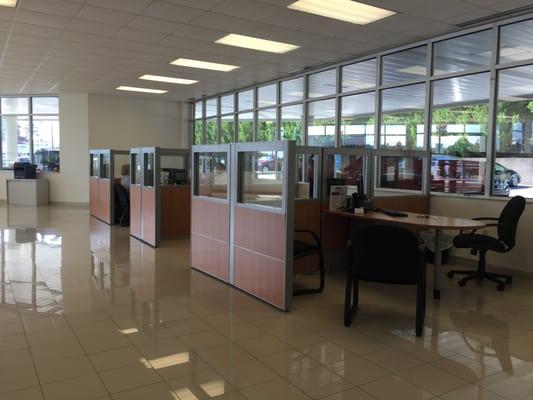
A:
325,209,486,230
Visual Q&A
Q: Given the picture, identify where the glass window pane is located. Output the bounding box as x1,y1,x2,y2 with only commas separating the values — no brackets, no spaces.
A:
433,30,492,75
33,115,60,171
194,120,203,144
238,89,254,111
144,152,154,187
239,150,284,208
238,112,253,142
325,153,365,200
382,46,427,84
101,152,110,179
1,116,30,168
221,115,234,143
381,83,425,150
194,101,203,119
281,77,304,103
258,84,277,108
499,20,533,64
495,65,533,198
91,153,99,177
341,59,376,92
281,104,303,144
205,118,218,144
195,152,228,199
205,98,218,117
341,92,375,147
378,156,423,191
1,97,29,115
32,97,59,114
307,99,336,147
221,94,234,114
131,154,140,185
296,153,318,199
257,108,277,142
431,73,489,195
308,69,336,98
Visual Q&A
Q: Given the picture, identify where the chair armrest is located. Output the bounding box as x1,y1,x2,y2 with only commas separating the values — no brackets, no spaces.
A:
472,217,499,221
294,229,320,246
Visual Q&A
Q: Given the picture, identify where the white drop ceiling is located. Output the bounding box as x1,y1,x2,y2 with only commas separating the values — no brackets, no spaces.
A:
0,0,530,101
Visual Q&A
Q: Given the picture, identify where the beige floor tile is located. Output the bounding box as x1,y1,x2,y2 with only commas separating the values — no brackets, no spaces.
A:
88,346,143,372
196,343,257,369
165,318,212,337
320,387,377,400
98,363,162,394
110,382,177,400
331,333,385,355
74,321,131,354
287,366,353,400
260,350,320,376
0,352,39,393
167,370,234,399
21,316,70,334
133,337,190,360
480,364,533,399
441,384,507,400
0,334,28,353
0,386,43,400
361,346,427,373
34,354,95,384
398,364,469,395
326,356,391,386
148,350,212,380
432,354,500,382
239,378,310,400
179,331,229,350
297,341,357,365
361,375,433,400
0,321,24,337
41,374,107,400
215,360,279,389
237,335,291,357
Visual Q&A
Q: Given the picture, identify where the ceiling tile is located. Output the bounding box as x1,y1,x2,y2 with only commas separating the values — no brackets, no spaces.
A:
127,16,182,34
86,0,154,13
68,19,123,37
115,28,167,44
18,0,82,17
212,0,279,21
163,0,226,10
14,9,72,29
77,5,137,26
142,1,206,23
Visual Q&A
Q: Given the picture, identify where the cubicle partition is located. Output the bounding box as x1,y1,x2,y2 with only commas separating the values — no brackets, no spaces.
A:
89,149,129,225
130,147,190,247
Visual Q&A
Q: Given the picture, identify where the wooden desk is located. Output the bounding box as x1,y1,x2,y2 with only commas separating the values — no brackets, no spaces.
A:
325,209,485,299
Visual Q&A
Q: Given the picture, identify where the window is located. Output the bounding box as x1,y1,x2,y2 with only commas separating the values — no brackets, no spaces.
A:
257,109,277,142
1,96,60,171
341,92,375,147
144,152,154,187
195,152,228,199
281,77,304,103
205,118,218,144
378,156,423,191
325,153,365,199
194,100,203,119
495,65,533,198
499,20,533,64
281,104,303,144
381,84,425,150
237,113,253,142
433,30,492,75
307,99,336,147
194,120,204,144
221,94,234,114
221,115,234,143
341,59,376,92
258,84,277,108
431,73,489,194
308,69,336,98
382,46,427,84
205,98,218,117
238,89,254,111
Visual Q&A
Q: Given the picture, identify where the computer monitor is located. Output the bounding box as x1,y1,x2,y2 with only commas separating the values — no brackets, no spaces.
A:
162,168,187,185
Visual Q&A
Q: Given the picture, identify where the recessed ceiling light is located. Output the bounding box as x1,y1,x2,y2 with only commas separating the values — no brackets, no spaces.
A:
170,58,240,72
139,74,197,85
116,86,167,94
287,0,395,25
215,34,299,54
0,0,17,8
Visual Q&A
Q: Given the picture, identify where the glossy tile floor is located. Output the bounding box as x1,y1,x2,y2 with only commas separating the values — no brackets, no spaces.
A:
2,206,533,400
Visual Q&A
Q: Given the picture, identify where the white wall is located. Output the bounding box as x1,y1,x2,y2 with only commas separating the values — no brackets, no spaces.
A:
431,196,533,274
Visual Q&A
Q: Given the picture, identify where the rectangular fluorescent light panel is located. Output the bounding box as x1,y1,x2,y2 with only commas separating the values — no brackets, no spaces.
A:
171,58,239,72
288,0,395,25
0,0,17,7
116,86,167,94
139,74,197,85
215,34,299,54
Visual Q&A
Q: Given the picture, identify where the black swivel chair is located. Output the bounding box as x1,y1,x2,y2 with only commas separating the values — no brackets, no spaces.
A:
114,184,130,227
345,224,426,337
447,195,525,291
293,230,325,295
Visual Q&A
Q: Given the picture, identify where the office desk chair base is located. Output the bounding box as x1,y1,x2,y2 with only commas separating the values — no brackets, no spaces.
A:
293,271,325,296
447,252,512,292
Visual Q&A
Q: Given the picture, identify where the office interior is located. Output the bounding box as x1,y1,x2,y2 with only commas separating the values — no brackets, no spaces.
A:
2,1,533,399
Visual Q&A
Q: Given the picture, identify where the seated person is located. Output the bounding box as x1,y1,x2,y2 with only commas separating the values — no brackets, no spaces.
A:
120,164,130,192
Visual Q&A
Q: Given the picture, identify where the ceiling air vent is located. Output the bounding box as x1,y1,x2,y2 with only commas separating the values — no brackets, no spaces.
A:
456,5,533,28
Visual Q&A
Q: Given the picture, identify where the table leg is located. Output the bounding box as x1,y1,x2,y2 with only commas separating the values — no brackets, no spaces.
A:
433,229,442,300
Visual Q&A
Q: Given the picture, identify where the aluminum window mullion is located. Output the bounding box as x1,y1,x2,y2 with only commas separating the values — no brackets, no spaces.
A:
423,43,434,195
485,27,500,197
303,74,309,146
335,66,341,148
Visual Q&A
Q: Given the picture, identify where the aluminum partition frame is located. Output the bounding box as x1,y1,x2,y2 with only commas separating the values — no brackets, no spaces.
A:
89,149,100,218
129,147,143,240
295,146,323,202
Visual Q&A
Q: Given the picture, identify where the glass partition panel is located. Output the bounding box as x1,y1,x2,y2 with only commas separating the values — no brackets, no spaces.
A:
281,77,304,103
296,153,318,199
91,153,99,177
341,92,375,147
307,98,336,147
381,83,425,150
144,152,154,187
205,98,218,117
195,152,228,199
221,94,234,114
131,154,141,185
221,115,234,143
238,150,284,208
431,73,489,194
1,115,30,168
194,120,203,144
499,19,533,64
433,30,492,75
238,89,254,111
258,84,277,108
325,153,365,198
494,65,533,198
257,108,276,142
382,46,427,84
378,156,423,191
341,59,376,92
308,69,336,98
161,155,187,185
205,118,218,144
281,104,303,144
33,115,60,171
237,112,253,142
100,152,110,179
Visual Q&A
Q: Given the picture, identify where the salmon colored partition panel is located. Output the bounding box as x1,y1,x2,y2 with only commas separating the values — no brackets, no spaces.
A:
98,179,112,224
191,198,230,282
89,177,99,217
130,185,142,239
142,187,157,246
161,185,191,238
233,206,287,309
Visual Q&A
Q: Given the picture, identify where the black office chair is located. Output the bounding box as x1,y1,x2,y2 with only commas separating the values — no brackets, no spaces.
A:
114,184,130,227
293,230,325,295
345,224,426,336
447,196,525,291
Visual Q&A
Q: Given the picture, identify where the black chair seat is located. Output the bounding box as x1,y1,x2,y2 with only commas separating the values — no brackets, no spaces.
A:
293,230,325,296
453,233,507,253
294,239,319,259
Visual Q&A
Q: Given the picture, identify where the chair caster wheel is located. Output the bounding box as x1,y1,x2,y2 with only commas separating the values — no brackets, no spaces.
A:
506,277,513,284
446,271,454,279
497,284,505,291
458,280,466,287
